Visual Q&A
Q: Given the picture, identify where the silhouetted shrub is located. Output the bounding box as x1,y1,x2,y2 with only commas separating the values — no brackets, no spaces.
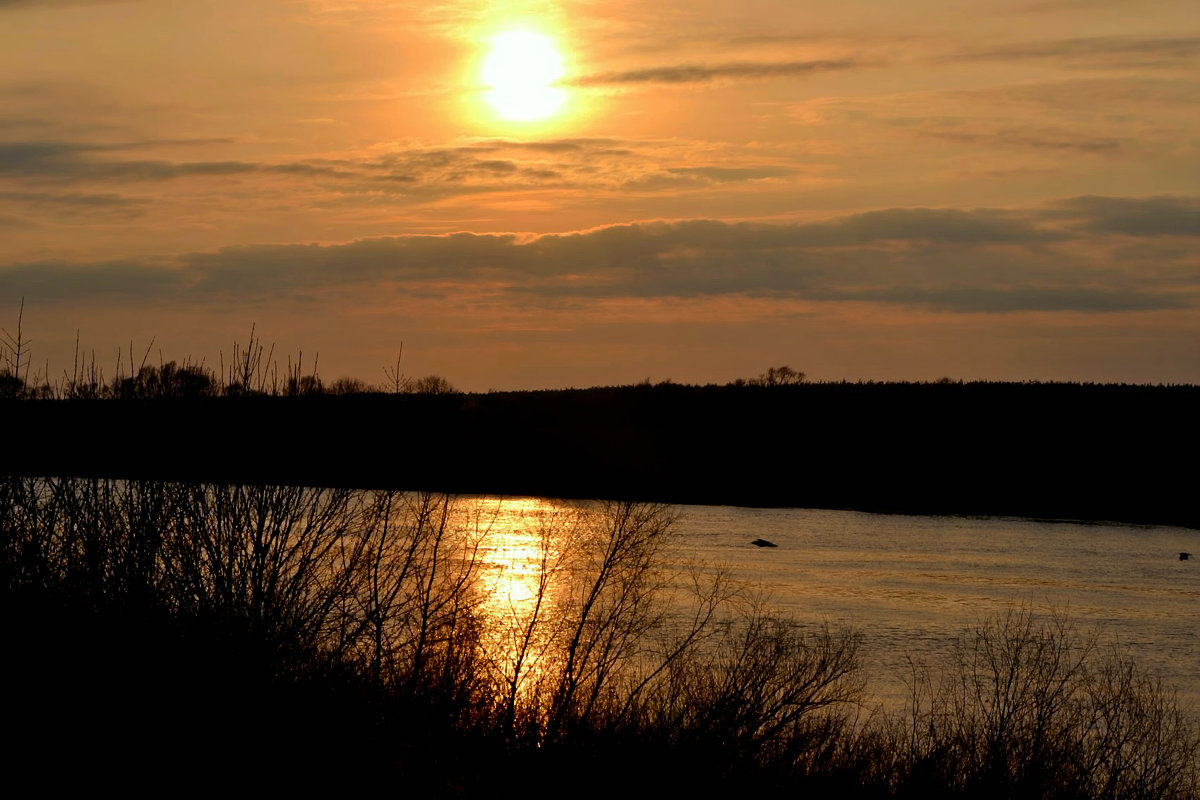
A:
895,608,1200,799
328,377,371,395
111,361,216,399
0,371,24,399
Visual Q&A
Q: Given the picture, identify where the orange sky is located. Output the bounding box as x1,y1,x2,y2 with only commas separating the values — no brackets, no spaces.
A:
2,0,1197,389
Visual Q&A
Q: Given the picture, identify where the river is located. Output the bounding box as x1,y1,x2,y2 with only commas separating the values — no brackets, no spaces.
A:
466,497,1200,714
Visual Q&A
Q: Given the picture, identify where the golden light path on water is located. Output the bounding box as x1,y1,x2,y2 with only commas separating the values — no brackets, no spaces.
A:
454,496,576,697
449,496,1200,715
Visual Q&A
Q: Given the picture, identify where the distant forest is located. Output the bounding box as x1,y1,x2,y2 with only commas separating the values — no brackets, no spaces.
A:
3,359,1195,528
1,305,1193,525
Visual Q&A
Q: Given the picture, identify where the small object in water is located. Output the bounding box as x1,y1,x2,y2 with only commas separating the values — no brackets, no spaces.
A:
1181,552,1191,561
751,538,778,548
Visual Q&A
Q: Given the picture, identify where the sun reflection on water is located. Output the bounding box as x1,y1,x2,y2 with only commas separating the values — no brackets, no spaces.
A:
458,496,578,696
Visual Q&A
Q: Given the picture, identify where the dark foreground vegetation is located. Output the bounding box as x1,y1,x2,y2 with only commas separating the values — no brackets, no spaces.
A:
2,477,1196,796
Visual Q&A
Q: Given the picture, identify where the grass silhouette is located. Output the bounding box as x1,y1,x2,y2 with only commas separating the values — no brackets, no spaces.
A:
1,476,1195,795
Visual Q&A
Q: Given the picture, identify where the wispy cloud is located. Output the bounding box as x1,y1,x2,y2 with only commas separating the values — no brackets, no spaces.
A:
0,190,149,221
572,58,861,86
1019,0,1169,11
0,136,815,212
665,166,797,182
955,35,1200,68
0,141,258,181
0,190,145,208
0,0,135,9
921,128,1123,153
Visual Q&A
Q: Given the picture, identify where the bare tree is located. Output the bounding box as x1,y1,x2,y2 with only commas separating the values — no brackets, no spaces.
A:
1,298,30,398
410,375,455,395
752,366,806,387
382,345,408,394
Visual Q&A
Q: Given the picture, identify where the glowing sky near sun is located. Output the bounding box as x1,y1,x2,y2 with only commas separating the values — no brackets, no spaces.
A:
481,29,568,121
1,0,1197,389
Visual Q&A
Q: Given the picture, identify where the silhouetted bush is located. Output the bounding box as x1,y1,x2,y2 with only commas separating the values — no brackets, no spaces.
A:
0,371,24,399
111,361,217,399
328,376,370,395
893,608,1200,799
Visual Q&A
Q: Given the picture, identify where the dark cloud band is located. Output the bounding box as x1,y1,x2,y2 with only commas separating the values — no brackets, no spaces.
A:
1,197,1195,313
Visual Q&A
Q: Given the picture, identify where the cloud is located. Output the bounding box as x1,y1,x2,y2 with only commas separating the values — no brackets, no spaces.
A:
957,36,1200,68
0,190,146,208
1059,195,1200,236
622,165,799,192
950,76,1200,110
1019,0,1174,11
805,207,1066,244
3,200,1195,314
314,138,809,199
0,141,259,181
847,286,1172,313
0,0,134,9
0,116,64,135
0,258,182,301
666,166,796,182
0,137,810,204
922,128,1123,153
0,190,150,220
572,58,860,86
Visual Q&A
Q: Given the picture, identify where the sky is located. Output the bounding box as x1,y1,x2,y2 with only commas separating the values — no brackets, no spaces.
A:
2,0,1198,390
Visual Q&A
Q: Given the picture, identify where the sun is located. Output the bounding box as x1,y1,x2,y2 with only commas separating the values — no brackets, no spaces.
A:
481,29,567,122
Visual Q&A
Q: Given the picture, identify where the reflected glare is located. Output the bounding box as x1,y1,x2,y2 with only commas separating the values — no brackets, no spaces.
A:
467,496,575,695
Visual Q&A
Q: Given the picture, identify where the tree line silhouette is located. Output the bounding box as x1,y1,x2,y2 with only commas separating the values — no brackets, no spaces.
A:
3,377,1196,528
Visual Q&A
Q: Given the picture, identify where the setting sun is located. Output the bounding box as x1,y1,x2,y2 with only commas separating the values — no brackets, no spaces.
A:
481,29,566,121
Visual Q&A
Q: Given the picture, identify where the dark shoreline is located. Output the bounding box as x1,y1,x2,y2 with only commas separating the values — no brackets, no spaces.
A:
5,381,1197,529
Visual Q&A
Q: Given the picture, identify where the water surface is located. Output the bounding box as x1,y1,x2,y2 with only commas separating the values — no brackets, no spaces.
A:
470,498,1200,712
